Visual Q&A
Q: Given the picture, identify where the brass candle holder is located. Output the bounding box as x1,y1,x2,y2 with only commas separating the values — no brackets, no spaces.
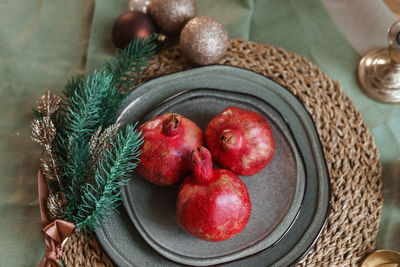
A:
360,249,400,267
358,21,400,103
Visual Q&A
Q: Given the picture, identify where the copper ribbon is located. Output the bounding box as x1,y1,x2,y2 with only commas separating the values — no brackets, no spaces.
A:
38,170,75,267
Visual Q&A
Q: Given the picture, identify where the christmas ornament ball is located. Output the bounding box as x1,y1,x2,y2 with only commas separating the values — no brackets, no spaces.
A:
180,16,229,65
150,0,197,34
129,0,151,13
112,11,156,49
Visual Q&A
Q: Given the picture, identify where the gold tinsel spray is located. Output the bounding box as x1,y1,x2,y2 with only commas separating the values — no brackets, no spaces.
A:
31,90,66,219
31,92,124,220
89,123,122,169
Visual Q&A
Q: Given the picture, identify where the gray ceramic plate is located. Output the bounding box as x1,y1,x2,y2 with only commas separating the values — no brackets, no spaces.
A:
121,89,305,266
95,66,331,267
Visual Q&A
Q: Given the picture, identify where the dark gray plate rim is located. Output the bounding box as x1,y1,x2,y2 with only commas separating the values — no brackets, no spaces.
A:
95,65,331,267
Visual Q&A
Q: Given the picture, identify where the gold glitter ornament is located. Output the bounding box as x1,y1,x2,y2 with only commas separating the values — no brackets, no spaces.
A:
40,157,62,185
36,90,61,116
89,123,122,169
150,0,196,34
31,117,56,146
31,90,63,188
47,192,68,220
180,16,228,65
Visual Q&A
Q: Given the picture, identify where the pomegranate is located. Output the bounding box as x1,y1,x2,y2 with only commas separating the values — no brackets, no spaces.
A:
177,146,251,242
137,113,203,186
205,106,274,176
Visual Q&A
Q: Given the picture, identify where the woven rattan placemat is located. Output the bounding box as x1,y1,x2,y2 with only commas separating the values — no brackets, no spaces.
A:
62,38,383,266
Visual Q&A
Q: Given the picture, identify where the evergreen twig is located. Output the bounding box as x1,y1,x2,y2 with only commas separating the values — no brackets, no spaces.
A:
104,34,158,91
61,71,115,219
73,123,143,233
51,36,157,229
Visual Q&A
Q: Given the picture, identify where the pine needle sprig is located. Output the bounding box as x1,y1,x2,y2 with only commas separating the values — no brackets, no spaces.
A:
42,36,158,228
54,77,84,138
65,71,113,141
63,76,84,99
103,34,158,92
54,35,157,157
71,123,143,233
53,76,98,167
60,71,118,219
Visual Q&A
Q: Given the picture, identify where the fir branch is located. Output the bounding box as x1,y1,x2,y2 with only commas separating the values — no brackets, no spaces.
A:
72,123,143,233
54,35,157,162
64,71,114,142
52,78,83,169
103,34,158,91
54,35,157,159
60,71,117,219
53,77,84,136
63,76,84,99
50,36,158,230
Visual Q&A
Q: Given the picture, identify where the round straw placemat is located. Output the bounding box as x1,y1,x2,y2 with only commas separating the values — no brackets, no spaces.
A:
62,38,383,266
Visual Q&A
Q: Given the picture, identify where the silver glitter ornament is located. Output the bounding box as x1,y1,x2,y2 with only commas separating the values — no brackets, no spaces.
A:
128,0,151,13
150,0,196,33
180,16,229,65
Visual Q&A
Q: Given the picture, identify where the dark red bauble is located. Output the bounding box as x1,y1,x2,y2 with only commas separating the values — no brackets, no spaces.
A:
112,11,156,49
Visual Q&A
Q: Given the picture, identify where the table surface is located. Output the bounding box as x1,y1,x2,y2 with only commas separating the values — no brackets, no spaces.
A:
0,0,399,266
385,0,400,17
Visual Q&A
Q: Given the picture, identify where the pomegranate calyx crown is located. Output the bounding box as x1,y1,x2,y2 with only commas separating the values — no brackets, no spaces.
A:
162,113,181,136
191,146,213,183
220,129,243,151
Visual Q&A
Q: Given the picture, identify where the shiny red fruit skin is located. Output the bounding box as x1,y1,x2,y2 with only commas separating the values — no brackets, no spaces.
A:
137,113,203,186
206,106,274,176
177,147,251,242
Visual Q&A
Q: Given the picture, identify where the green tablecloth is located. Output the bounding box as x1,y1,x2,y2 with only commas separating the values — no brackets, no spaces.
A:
1,0,399,266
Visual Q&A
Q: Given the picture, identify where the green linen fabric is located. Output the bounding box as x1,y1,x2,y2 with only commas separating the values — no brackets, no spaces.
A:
0,0,94,266
0,0,398,266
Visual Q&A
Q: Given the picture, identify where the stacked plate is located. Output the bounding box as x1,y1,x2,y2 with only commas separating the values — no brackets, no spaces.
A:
95,66,331,267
